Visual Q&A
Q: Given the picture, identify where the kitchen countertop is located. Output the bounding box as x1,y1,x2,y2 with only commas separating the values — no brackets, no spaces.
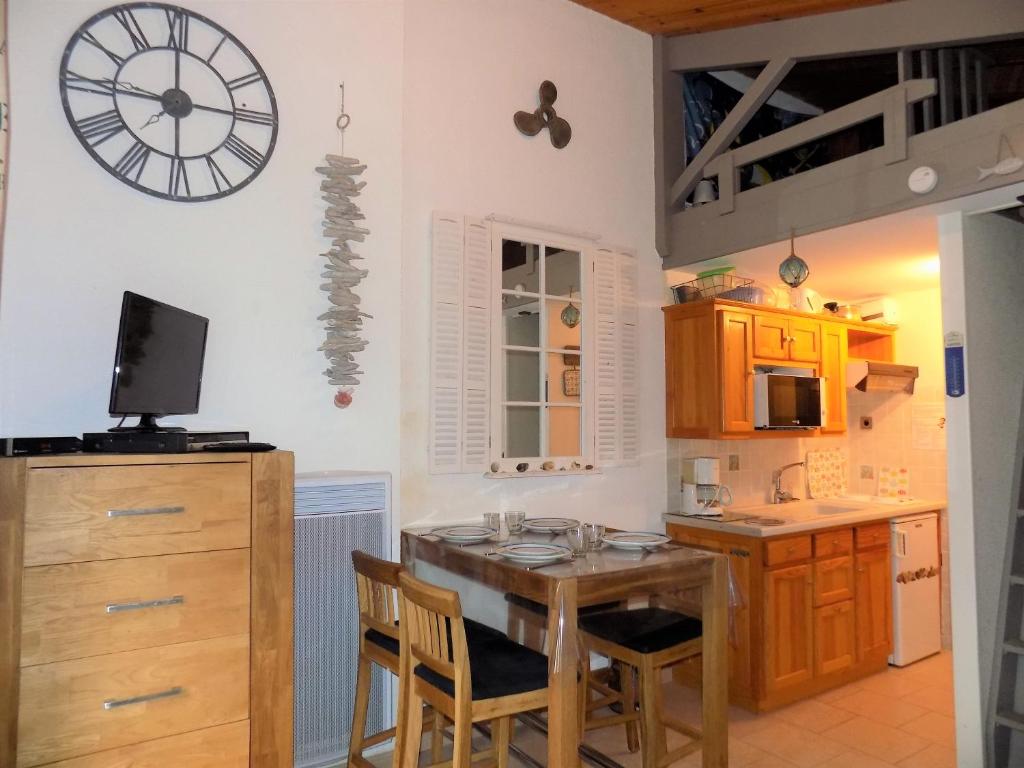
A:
663,496,946,538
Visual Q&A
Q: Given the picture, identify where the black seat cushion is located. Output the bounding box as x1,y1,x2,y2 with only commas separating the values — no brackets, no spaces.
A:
505,593,620,617
365,617,505,658
580,608,702,654
415,630,549,701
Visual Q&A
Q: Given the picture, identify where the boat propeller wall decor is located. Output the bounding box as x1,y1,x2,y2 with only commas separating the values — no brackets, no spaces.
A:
514,81,572,149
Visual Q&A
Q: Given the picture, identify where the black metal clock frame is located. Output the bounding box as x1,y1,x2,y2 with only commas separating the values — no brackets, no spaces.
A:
58,2,279,202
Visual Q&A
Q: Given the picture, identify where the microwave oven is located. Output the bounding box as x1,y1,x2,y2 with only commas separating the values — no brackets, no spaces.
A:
753,372,825,429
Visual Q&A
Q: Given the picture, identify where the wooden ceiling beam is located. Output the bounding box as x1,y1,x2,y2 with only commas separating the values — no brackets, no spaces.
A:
571,0,899,36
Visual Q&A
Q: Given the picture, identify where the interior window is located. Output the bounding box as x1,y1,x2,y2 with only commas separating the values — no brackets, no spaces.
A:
498,235,586,462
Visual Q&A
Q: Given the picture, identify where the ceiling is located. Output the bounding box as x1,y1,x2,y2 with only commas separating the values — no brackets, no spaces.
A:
666,207,942,302
570,0,899,36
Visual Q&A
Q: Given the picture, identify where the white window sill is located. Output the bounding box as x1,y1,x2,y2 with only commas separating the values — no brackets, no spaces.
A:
483,468,602,479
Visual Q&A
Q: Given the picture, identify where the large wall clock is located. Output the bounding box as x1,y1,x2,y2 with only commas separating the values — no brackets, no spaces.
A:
59,2,278,202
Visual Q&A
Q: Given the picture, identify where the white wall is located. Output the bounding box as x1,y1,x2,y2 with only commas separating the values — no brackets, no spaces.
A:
0,2,405,480
399,0,663,530
961,212,1024,687
936,209,1024,766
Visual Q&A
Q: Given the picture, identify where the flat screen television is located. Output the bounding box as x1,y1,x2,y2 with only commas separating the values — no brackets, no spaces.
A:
108,291,209,432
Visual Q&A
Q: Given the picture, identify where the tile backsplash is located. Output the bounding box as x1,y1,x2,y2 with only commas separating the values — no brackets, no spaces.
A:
668,388,948,507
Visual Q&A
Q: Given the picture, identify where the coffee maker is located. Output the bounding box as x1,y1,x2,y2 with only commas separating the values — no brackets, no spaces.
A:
681,457,733,516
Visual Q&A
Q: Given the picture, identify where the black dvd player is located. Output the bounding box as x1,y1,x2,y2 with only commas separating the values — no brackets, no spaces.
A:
82,430,251,454
83,431,189,454
2,436,83,457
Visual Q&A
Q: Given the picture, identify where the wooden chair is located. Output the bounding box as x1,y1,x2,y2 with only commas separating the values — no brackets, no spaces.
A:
580,607,704,768
350,552,446,767
503,593,639,752
397,572,551,768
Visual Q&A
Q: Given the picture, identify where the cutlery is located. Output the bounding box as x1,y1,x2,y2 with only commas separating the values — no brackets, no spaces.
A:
526,556,574,571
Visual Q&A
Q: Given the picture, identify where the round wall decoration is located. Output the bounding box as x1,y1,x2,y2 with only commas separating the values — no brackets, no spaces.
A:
59,2,278,202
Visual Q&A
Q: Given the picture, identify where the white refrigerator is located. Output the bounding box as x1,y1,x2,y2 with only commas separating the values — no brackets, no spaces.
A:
889,512,942,666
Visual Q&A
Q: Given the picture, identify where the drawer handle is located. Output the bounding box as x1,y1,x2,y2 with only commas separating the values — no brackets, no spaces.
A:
103,686,184,710
106,595,185,614
107,505,185,518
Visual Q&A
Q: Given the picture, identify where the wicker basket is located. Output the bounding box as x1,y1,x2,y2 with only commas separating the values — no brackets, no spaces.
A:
672,273,754,304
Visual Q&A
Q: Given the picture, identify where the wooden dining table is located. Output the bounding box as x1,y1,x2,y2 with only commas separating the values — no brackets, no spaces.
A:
401,528,730,768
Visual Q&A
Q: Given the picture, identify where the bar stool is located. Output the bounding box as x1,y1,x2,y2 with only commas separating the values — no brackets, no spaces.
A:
350,552,506,766
580,607,704,768
503,593,639,751
398,572,552,768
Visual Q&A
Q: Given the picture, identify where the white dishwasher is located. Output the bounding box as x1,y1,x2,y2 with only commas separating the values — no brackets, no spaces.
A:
889,512,942,666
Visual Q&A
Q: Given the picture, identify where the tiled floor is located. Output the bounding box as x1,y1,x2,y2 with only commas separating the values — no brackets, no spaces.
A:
372,651,956,768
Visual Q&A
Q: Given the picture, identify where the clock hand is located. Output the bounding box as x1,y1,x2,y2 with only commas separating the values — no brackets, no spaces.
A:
140,110,165,129
65,72,161,101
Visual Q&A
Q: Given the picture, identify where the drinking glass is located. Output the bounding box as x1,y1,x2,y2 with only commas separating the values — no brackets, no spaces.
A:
584,523,606,551
565,525,587,555
483,512,501,532
505,510,526,534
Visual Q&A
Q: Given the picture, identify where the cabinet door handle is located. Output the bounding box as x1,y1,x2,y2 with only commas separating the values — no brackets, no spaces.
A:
107,505,185,518
104,686,183,710
729,548,750,558
106,595,185,614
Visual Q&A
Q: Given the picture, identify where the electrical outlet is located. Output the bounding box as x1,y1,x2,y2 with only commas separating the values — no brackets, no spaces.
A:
860,465,875,480
728,454,740,471
861,416,874,430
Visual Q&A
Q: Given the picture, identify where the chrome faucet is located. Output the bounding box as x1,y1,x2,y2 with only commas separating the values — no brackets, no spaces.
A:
772,461,805,504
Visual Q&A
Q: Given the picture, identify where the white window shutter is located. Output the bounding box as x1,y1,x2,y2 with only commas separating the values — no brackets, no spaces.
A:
593,248,640,466
429,212,491,474
460,218,491,472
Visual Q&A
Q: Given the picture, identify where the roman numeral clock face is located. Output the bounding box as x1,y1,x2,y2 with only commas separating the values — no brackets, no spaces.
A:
59,3,278,202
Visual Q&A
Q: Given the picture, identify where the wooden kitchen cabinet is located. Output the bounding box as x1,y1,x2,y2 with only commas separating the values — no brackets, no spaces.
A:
765,564,814,693
813,556,854,606
855,547,892,663
663,299,894,440
720,311,755,433
814,601,855,676
753,315,821,363
667,516,896,712
820,324,848,433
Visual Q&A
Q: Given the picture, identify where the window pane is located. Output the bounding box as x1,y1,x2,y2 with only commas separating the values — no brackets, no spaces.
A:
544,249,580,299
546,298,582,350
501,239,541,294
546,406,581,457
503,301,540,347
506,406,541,458
547,353,581,404
505,350,540,402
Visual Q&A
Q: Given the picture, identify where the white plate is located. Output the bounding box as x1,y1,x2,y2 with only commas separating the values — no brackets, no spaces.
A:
431,526,496,544
493,543,573,564
601,532,671,550
522,517,581,533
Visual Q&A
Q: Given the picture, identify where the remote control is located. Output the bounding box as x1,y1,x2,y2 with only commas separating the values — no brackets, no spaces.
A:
202,441,277,452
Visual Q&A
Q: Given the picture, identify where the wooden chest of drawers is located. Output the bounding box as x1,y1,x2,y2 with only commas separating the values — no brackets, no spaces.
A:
1,452,294,768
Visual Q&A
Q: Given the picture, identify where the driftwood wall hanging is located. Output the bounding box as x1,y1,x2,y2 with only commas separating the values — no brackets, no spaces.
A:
317,84,370,409
514,80,572,149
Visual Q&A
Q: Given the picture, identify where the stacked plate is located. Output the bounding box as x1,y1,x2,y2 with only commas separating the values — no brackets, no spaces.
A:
601,532,670,550
430,525,496,544
522,517,580,533
492,543,573,565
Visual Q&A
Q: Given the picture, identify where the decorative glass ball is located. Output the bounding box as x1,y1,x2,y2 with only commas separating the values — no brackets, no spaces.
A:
560,302,581,328
779,254,810,288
